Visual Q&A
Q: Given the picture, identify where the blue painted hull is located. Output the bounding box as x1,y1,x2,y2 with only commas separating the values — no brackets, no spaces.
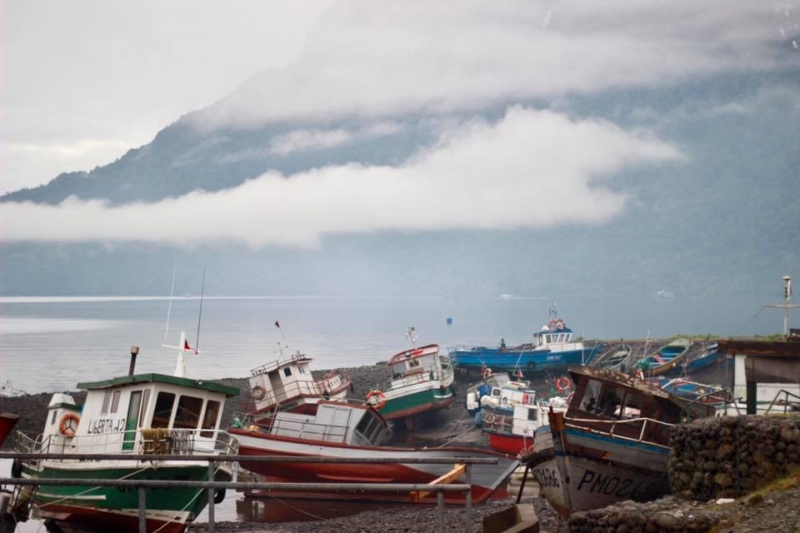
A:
451,345,602,373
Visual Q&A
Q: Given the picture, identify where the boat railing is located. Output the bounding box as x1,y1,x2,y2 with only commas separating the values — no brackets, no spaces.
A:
679,387,742,418
15,428,239,459
268,417,350,444
250,353,312,376
565,416,675,446
251,378,340,409
763,389,800,415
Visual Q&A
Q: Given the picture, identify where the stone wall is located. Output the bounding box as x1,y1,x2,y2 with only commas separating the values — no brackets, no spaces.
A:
669,415,800,500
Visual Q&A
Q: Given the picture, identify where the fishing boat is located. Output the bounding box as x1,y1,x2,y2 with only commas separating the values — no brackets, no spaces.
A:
0,413,20,447
229,399,518,504
590,342,634,373
365,343,455,425
519,365,714,517
465,373,511,417
659,341,726,378
247,350,351,418
9,334,240,533
635,337,696,377
450,310,603,377
479,382,568,456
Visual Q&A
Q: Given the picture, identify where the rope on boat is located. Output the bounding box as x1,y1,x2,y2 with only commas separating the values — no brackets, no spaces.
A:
436,424,479,448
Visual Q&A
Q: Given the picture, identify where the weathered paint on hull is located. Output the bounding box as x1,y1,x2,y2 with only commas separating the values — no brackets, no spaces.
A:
232,430,516,504
379,386,454,421
486,431,531,456
452,346,601,374
24,462,227,533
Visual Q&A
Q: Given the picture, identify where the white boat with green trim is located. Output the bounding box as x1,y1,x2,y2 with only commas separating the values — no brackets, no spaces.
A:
366,343,455,426
9,334,239,533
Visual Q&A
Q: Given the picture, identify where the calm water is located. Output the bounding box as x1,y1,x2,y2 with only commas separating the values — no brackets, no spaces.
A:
0,293,784,394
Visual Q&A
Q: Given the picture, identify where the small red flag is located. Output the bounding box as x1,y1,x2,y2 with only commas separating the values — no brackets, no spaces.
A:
514,369,525,379
274,320,280,328
184,340,198,354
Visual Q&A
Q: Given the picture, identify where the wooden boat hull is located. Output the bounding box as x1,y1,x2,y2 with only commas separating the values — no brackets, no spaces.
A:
231,429,517,504
22,460,231,533
536,412,671,517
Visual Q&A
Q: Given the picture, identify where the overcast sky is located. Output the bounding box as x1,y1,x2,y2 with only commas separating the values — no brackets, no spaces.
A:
2,0,797,247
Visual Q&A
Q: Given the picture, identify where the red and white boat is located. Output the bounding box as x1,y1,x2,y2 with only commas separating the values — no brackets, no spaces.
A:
247,350,351,418
230,399,518,504
480,382,568,455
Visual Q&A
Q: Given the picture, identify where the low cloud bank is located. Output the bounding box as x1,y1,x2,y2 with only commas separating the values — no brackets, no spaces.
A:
0,108,682,248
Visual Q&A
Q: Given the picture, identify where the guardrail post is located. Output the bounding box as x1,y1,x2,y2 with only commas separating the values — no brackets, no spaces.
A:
207,461,215,533
465,464,472,533
437,490,444,533
138,485,147,533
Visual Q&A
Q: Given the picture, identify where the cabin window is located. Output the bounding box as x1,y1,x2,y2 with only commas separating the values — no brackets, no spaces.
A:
408,358,421,369
101,391,112,414
527,410,538,422
356,412,384,443
284,367,292,377
152,392,176,428
578,379,603,413
595,385,627,418
50,410,57,425
174,395,204,430
619,391,646,419
298,366,306,374
139,390,151,428
110,390,121,414
200,400,221,438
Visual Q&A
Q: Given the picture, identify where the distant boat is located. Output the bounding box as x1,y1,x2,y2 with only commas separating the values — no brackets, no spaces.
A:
590,343,634,373
247,350,351,418
366,343,455,424
479,381,568,455
660,341,722,377
450,311,603,376
636,337,695,377
520,365,714,517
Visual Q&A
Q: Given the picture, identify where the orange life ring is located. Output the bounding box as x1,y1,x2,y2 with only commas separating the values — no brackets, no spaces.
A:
251,385,266,401
482,367,493,380
59,413,80,437
555,376,572,392
483,413,495,424
366,390,387,410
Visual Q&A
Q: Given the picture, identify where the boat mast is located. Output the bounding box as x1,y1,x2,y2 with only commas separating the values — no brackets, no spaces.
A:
763,275,798,338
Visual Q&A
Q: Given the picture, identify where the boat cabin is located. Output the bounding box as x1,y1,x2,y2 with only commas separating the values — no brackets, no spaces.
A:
40,373,239,455
388,344,451,380
248,352,350,415
481,381,536,410
264,401,388,447
564,366,714,445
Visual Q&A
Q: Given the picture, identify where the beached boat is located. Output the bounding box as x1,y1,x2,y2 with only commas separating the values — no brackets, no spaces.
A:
229,399,518,504
365,344,455,424
520,365,714,517
0,413,20,447
659,341,722,377
247,349,351,418
590,342,634,373
479,381,568,456
9,335,240,533
450,310,603,377
465,373,511,417
635,337,696,377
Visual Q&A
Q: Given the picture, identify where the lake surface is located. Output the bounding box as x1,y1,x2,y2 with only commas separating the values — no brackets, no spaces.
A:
0,293,785,394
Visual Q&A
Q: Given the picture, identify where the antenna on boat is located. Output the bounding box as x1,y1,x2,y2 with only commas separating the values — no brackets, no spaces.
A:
406,326,417,348
163,262,177,344
763,275,798,338
163,331,197,377
194,268,206,352
274,320,288,357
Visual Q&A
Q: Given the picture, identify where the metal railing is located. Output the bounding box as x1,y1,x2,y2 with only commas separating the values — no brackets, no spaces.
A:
564,416,675,446
0,453,495,533
763,389,800,415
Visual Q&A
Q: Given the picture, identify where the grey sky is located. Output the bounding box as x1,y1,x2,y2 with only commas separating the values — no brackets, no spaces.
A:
1,1,797,246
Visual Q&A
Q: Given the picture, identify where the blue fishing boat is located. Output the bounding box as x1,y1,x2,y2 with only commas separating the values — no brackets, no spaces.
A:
450,312,603,377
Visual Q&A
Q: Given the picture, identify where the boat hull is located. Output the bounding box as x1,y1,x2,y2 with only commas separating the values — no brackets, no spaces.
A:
0,413,20,446
231,430,517,504
23,461,230,533
486,430,531,456
452,345,601,374
379,385,454,421
536,413,671,517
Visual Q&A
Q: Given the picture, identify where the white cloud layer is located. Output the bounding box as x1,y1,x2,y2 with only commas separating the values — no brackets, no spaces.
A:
0,108,682,247
198,0,795,128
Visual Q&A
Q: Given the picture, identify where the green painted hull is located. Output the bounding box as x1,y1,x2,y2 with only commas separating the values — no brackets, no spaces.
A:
24,462,224,521
380,387,454,420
